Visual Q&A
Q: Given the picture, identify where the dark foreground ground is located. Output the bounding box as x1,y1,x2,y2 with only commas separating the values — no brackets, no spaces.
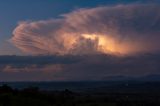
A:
0,81,160,106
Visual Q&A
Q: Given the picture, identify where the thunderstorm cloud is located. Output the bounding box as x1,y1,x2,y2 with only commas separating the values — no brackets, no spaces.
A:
11,4,160,56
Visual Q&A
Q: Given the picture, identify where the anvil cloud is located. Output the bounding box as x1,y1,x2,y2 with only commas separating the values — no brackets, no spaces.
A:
11,4,160,55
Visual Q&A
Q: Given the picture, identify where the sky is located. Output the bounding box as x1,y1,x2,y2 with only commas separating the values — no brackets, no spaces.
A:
0,0,126,55
0,0,160,81
0,0,159,55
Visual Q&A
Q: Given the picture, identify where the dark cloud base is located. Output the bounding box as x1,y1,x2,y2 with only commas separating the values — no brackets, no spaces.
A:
0,54,160,81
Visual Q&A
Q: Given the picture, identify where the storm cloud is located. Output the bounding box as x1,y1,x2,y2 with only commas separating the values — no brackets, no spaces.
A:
11,4,160,56
0,54,160,81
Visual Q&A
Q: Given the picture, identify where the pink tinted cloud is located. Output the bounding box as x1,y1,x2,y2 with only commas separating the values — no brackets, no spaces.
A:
11,4,160,56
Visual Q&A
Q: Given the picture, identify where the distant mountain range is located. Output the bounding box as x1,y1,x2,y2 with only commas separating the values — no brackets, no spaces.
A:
103,74,160,81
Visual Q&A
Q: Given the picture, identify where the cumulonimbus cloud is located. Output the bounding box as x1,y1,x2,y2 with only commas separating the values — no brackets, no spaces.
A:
11,4,160,56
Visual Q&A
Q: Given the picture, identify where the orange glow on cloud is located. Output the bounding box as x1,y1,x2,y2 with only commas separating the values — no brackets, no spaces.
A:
81,34,118,54
57,33,131,55
11,4,160,56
